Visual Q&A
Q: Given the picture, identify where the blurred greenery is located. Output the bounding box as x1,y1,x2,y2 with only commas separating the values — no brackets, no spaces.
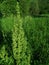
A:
0,0,49,65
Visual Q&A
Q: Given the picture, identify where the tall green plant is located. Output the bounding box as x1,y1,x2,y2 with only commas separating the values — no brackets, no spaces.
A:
12,2,31,65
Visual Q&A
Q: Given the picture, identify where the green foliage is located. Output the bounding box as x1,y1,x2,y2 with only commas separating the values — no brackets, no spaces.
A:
23,16,49,65
29,0,39,16
0,45,14,65
0,0,49,65
0,14,49,65
0,0,49,17
0,0,17,16
12,2,31,65
39,0,49,14
1,15,14,32
19,0,32,16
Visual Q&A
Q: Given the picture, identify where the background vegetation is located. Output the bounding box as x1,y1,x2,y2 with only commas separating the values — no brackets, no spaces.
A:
0,0,49,65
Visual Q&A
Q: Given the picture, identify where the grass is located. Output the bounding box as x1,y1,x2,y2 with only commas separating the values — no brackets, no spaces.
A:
0,15,49,65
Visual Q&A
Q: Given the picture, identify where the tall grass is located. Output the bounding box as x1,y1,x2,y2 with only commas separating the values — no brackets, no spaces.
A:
0,13,49,65
23,16,49,65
